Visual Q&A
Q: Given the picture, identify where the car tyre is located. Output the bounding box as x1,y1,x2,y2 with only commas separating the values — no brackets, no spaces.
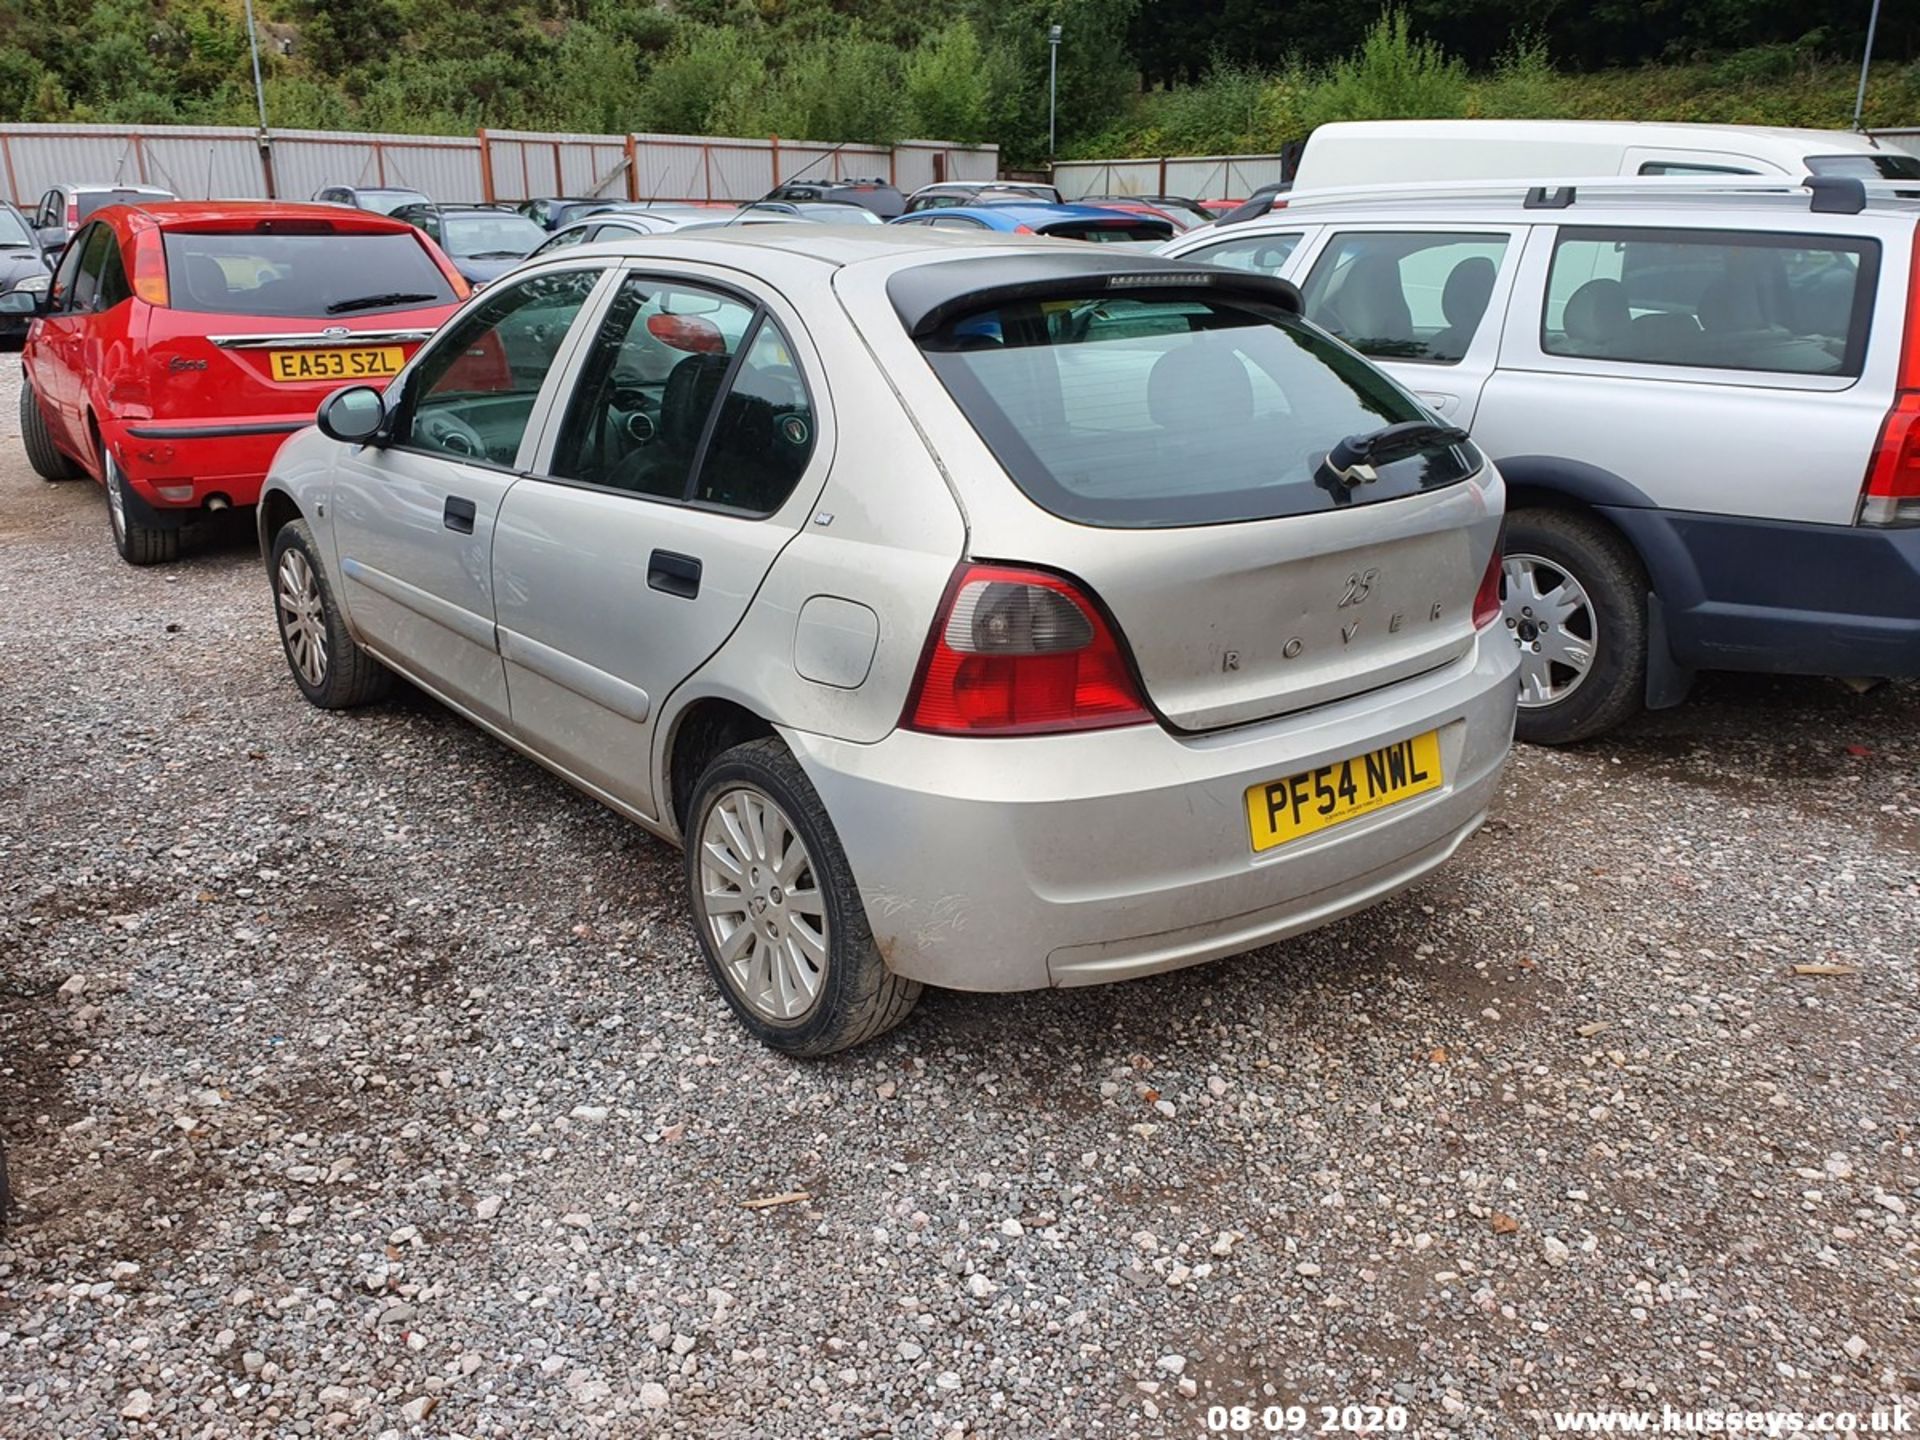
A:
686,737,920,1056
1503,507,1647,746
102,449,179,565
20,378,81,481
271,518,392,709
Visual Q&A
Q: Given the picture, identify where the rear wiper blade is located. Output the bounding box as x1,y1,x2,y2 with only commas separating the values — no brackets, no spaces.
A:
1323,420,1468,486
326,291,439,314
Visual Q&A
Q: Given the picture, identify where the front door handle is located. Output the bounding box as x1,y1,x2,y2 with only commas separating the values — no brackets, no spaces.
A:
444,495,476,534
647,549,702,599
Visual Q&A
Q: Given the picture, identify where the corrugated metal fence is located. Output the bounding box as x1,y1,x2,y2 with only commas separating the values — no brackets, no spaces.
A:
0,122,998,205
1052,152,1290,201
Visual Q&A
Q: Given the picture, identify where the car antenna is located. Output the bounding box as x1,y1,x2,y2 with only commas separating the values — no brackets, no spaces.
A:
722,139,850,227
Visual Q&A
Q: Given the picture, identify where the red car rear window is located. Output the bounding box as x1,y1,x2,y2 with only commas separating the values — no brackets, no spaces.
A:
161,230,457,318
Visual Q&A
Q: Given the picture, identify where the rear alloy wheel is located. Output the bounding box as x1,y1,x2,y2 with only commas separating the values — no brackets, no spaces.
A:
19,379,82,481
103,449,178,566
687,738,920,1056
270,519,392,710
1501,508,1647,745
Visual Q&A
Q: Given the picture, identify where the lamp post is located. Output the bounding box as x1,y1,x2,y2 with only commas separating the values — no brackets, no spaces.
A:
1852,0,1883,130
241,0,276,197
1048,24,1062,158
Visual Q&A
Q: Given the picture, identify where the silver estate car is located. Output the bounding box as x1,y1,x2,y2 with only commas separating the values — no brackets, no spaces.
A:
258,228,1518,1055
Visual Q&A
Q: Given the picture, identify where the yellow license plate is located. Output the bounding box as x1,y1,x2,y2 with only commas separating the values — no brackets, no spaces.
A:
268,347,404,383
1246,731,1443,853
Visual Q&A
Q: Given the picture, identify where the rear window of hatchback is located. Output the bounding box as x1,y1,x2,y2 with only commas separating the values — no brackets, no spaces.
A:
917,290,1480,528
161,228,459,318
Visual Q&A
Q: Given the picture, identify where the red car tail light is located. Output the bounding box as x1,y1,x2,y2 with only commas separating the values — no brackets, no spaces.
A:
904,564,1153,736
131,226,168,306
1473,542,1504,629
1860,234,1920,528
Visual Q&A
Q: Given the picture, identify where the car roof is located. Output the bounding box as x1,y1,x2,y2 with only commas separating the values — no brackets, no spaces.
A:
94,200,427,232
901,201,1162,226
65,182,173,195
1307,118,1903,152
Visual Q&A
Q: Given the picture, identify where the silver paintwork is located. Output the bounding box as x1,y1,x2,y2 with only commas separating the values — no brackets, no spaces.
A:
260,227,1516,995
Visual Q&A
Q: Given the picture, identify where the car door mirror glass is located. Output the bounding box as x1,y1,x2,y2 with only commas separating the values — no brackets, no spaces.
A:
317,385,388,444
0,290,40,315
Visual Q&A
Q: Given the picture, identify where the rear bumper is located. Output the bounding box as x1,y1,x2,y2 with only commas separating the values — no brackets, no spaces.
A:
1610,506,1920,677
104,416,310,512
788,627,1519,993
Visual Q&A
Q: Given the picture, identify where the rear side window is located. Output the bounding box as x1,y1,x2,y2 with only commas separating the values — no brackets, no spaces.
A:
1805,154,1920,181
1542,227,1878,376
919,292,1478,528
161,229,458,317
1637,162,1757,176
1183,231,1303,276
1301,231,1509,364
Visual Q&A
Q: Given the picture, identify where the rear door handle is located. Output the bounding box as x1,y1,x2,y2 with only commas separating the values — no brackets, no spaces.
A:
443,496,476,534
647,549,702,599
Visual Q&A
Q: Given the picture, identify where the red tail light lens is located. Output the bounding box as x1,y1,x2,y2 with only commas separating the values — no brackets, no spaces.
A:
1473,542,1504,629
905,564,1152,735
1862,391,1920,526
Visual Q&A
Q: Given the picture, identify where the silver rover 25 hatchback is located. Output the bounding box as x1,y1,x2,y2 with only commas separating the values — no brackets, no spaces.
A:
258,228,1519,1054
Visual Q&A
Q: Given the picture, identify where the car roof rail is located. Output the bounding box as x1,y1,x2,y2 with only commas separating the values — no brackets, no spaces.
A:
1257,174,1915,216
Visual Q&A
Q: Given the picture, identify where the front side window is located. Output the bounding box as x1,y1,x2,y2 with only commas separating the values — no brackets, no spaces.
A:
161,229,458,318
48,223,92,309
550,275,813,512
1300,231,1509,364
1183,232,1303,276
918,291,1478,528
396,267,602,467
1542,227,1878,376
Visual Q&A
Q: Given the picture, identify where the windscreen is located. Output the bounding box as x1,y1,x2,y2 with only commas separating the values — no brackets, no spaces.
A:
1804,153,1920,181
919,293,1478,527
441,212,545,259
161,230,458,317
0,208,34,247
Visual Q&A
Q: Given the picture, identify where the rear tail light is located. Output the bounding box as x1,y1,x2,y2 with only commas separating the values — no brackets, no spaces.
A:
1473,541,1504,629
131,226,168,306
904,564,1153,735
65,200,78,231
1860,234,1920,527
1013,224,1037,235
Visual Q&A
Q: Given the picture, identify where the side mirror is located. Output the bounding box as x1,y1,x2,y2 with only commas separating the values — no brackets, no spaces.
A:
0,290,42,316
316,385,388,445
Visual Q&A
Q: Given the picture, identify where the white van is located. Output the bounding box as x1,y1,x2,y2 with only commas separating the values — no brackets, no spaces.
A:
1292,120,1920,190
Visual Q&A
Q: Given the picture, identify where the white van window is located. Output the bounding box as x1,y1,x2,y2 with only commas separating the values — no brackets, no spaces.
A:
1182,232,1303,276
1542,227,1878,377
1299,232,1508,364
1804,154,1920,182
1637,162,1758,176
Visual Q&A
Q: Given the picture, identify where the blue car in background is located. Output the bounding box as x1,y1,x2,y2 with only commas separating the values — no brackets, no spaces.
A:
888,202,1175,243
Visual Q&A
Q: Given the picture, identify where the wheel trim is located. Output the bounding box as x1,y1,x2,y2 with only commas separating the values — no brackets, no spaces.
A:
698,786,827,1024
276,549,329,688
1501,552,1597,708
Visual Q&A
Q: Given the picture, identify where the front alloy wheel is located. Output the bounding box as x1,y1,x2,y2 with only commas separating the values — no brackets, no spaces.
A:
276,547,330,690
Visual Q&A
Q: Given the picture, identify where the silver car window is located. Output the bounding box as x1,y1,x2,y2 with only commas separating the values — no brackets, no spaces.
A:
1542,226,1878,377
1300,231,1509,365
1182,231,1303,276
393,268,602,468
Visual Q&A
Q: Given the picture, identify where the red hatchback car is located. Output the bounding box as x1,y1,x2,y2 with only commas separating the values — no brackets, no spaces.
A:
11,201,467,564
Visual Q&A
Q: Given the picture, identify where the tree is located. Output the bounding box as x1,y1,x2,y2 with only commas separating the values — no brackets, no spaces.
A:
905,21,992,141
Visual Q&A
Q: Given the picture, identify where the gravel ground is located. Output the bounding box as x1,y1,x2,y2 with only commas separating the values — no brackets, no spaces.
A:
2,355,1918,1440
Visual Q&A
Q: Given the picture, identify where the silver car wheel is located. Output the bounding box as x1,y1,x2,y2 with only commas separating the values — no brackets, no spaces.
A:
105,455,127,542
698,785,828,1024
1501,552,1596,708
276,549,329,689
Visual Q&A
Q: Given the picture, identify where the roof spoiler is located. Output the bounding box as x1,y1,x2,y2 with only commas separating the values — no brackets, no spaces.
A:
889,254,1302,339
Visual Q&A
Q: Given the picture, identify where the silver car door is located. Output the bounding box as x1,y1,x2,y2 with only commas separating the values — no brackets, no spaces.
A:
327,265,609,728
1293,223,1526,427
492,270,830,821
